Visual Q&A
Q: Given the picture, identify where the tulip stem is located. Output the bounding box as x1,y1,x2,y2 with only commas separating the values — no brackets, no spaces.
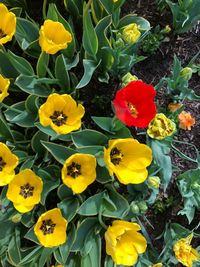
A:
43,0,47,19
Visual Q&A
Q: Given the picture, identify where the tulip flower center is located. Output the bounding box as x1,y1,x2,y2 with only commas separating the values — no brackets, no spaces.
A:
67,161,81,178
110,147,123,165
50,111,67,126
20,183,34,199
127,102,138,118
40,219,56,235
0,29,6,39
0,157,6,171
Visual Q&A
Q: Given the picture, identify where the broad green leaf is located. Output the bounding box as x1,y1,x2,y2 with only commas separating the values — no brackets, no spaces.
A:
31,131,49,156
0,113,13,140
36,52,49,78
71,130,108,147
55,54,71,90
77,146,103,155
118,15,151,31
0,50,19,78
91,116,114,133
57,184,73,200
24,227,40,246
76,59,101,88
41,141,76,164
25,95,39,114
57,197,79,222
15,75,53,97
7,228,21,266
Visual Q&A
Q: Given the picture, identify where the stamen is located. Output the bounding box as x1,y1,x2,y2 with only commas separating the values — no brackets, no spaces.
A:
50,111,67,126
40,219,56,235
0,157,6,171
67,161,81,178
19,183,34,199
127,102,138,118
110,147,123,165
0,29,6,39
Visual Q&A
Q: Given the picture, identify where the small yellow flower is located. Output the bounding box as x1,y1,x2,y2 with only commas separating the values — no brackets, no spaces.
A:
113,0,119,2
149,263,163,267
122,23,141,44
147,113,176,140
62,153,96,194
173,234,199,267
178,111,195,130
0,4,16,45
0,142,18,186
39,20,72,54
104,138,152,185
180,67,193,80
147,176,160,189
105,220,147,266
0,75,10,102
6,169,43,213
39,93,85,135
34,208,67,248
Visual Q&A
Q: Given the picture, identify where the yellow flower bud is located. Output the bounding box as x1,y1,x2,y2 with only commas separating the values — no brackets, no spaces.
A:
148,176,160,189
147,113,176,140
149,263,163,267
121,72,138,87
122,23,141,44
180,67,193,80
164,25,171,33
11,213,22,223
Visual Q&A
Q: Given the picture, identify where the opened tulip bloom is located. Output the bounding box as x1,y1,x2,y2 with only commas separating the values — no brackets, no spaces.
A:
62,153,96,193
6,169,43,213
105,220,147,266
0,74,10,102
113,81,156,128
0,4,16,45
39,93,85,135
0,142,18,186
178,111,195,130
104,138,152,184
39,20,72,54
147,113,176,140
34,208,67,247
173,234,199,267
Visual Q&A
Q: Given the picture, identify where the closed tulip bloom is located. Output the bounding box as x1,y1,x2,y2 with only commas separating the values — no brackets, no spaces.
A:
122,23,141,44
62,153,96,194
147,113,176,140
6,169,43,213
104,138,152,184
0,4,16,45
105,220,147,266
39,20,72,54
0,74,10,102
0,142,18,186
39,93,85,135
173,234,199,267
34,208,67,247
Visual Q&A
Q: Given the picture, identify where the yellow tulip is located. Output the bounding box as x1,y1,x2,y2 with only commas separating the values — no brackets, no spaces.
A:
39,93,85,135
62,153,96,194
173,234,199,267
104,138,152,184
39,20,72,54
105,220,147,266
147,113,176,140
122,23,141,44
0,75,10,102
0,142,18,186
34,208,67,247
0,3,16,45
6,169,43,213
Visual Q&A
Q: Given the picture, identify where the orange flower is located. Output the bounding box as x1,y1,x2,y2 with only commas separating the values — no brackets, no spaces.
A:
168,103,182,112
178,111,195,130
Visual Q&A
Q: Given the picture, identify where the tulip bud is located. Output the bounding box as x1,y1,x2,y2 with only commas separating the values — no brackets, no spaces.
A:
191,182,200,190
180,67,193,80
11,213,22,223
137,201,148,213
130,201,140,214
148,176,160,189
121,72,138,87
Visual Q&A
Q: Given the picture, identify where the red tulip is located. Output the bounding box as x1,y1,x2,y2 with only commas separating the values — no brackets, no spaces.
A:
113,80,156,128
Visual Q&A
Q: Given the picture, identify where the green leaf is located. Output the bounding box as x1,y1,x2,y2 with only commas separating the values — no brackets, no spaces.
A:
96,165,112,183
118,15,151,31
71,130,108,147
24,227,40,245
31,131,49,156
38,169,60,205
78,191,105,216
77,146,103,155
57,184,73,200
71,218,99,252
25,95,39,114
0,113,13,140
76,59,101,88
38,248,54,267
0,49,19,78
7,50,35,76
9,110,37,128
57,197,79,222
7,228,21,265
20,156,35,170
36,52,49,78
55,54,70,90
19,246,42,265
83,3,98,57
41,141,76,164
91,116,114,133
15,75,54,97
